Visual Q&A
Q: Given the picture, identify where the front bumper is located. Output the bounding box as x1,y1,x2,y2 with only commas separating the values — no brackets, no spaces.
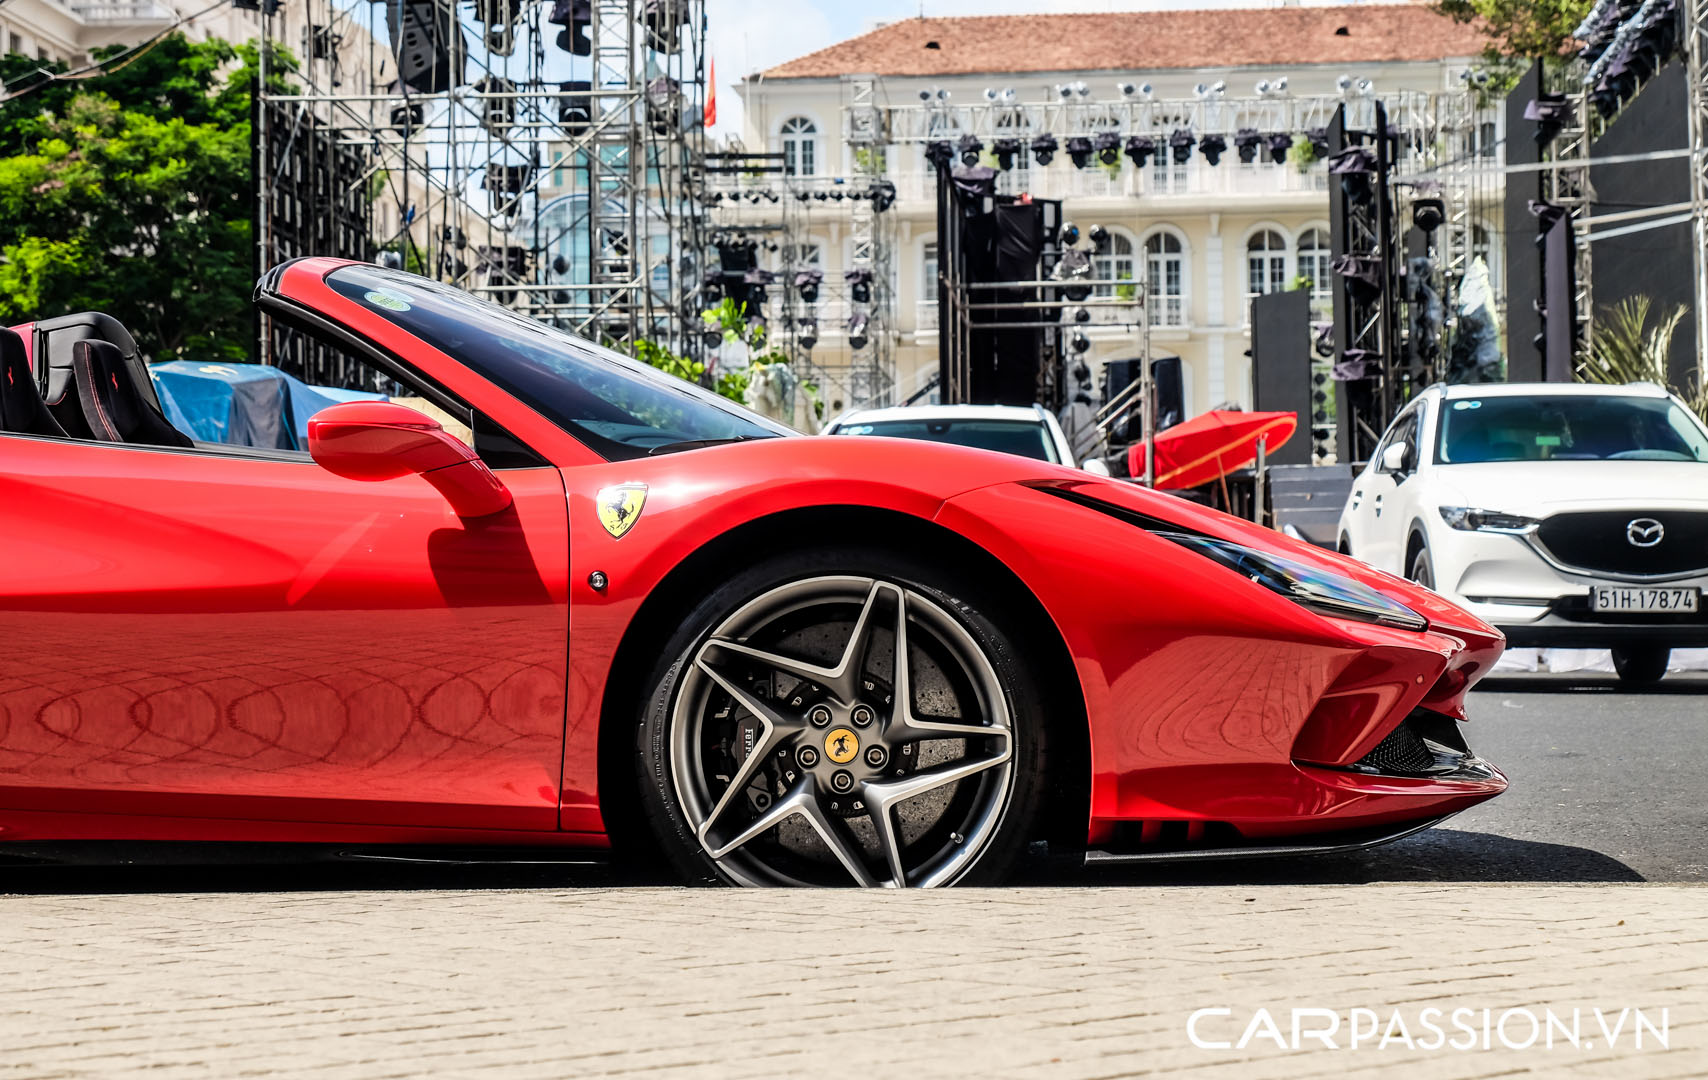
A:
1437,528,1708,648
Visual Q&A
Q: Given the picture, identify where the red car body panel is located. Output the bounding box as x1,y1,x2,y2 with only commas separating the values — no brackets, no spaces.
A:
0,256,1507,855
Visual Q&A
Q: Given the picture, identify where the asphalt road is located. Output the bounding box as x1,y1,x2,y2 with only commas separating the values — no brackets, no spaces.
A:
2,672,1703,892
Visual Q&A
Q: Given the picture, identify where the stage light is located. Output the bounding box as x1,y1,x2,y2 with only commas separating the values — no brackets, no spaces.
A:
1054,83,1073,101
1411,197,1445,233
1123,134,1156,168
798,318,818,351
847,311,869,350
1060,221,1080,246
845,268,873,304
1117,81,1137,97
1235,128,1261,164
1094,132,1121,166
1273,76,1288,93
991,137,1022,170
1255,79,1270,96
1198,134,1227,166
1071,307,1090,323
1307,127,1329,158
936,88,951,101
794,267,823,304
1169,128,1195,164
1211,80,1226,96
1031,134,1058,166
956,133,983,167
1066,137,1094,169
1138,82,1153,99
1088,224,1109,252
983,88,999,101
925,140,954,169
551,254,569,275
1193,82,1210,98
867,180,896,211
795,189,811,201
1265,132,1292,164
1356,78,1374,96
1073,362,1092,382
919,90,932,102
1336,73,1354,93
1071,331,1090,354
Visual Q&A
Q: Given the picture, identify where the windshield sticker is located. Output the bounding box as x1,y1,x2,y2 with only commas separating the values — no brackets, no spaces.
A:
1452,400,1481,410
364,288,414,312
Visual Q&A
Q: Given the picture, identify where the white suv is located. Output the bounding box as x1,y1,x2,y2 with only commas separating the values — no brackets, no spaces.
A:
1337,382,1708,683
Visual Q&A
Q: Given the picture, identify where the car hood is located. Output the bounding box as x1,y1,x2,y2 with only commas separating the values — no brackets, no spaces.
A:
1432,460,1708,515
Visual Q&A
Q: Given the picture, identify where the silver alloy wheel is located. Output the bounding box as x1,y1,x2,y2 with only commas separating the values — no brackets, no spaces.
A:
668,575,1015,887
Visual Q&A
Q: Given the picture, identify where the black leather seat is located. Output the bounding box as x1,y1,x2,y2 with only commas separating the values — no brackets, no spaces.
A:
72,339,193,448
0,326,67,437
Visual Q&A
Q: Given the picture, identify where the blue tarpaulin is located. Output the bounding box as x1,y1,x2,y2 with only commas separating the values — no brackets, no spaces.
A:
149,362,386,450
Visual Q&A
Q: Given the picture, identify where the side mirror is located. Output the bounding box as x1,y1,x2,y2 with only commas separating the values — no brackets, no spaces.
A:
1380,442,1410,475
1081,457,1113,476
307,400,512,518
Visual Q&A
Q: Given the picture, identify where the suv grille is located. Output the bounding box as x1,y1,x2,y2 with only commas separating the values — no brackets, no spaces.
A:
1535,510,1708,577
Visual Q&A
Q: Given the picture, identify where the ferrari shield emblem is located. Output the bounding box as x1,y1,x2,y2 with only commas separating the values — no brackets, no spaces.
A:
596,483,648,538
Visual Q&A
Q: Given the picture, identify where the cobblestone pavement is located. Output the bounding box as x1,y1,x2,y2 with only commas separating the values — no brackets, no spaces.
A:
1,882,1703,1079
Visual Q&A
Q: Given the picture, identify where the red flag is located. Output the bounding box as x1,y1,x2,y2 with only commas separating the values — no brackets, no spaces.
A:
704,58,717,127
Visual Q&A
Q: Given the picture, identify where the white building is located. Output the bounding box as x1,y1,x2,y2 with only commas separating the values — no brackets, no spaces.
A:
736,3,1498,417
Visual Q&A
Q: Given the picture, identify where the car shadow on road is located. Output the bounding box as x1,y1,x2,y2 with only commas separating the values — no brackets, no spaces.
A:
1477,673,1708,695
1074,829,1645,887
0,829,1644,894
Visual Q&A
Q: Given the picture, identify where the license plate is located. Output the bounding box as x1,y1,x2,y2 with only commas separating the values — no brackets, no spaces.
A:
1590,586,1700,613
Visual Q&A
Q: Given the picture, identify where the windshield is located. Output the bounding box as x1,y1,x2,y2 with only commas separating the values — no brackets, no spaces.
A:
835,418,1059,463
324,265,791,459
1437,395,1708,464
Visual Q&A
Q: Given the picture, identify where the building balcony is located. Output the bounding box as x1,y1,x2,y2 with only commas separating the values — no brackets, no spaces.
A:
68,0,174,20
888,159,1333,207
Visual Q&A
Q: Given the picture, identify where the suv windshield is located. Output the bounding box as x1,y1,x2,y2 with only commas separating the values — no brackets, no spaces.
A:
324,265,791,459
1437,394,1708,464
835,418,1059,463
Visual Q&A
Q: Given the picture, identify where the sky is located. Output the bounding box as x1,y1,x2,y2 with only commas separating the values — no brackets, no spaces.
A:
703,0,1400,139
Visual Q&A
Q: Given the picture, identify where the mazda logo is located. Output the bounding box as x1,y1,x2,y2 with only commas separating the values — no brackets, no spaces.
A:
1626,518,1665,548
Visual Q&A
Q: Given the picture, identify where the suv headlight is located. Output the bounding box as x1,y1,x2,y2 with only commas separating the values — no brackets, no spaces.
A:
1162,533,1427,631
1438,506,1539,534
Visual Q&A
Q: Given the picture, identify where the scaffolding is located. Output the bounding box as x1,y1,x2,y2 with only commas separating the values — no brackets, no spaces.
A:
255,0,707,381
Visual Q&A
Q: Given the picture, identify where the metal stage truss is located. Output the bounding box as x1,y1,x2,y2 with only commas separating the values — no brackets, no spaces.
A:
859,85,1486,468
255,0,707,383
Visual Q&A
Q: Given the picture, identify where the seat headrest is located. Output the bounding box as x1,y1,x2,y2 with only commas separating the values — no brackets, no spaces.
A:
0,327,67,438
73,339,192,449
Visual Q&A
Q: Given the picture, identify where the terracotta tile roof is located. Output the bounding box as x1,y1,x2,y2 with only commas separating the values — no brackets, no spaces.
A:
760,5,1488,80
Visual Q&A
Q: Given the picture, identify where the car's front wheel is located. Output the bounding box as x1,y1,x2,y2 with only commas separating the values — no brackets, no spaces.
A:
1408,543,1435,590
1611,646,1670,685
634,547,1050,887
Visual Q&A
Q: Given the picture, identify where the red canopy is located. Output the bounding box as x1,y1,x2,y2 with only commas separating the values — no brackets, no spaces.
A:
1126,410,1297,490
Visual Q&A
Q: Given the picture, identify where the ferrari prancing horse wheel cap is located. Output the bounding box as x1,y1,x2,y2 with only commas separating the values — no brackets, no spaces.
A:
823,727,859,764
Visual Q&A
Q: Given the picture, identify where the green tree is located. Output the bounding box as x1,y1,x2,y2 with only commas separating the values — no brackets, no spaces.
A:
0,36,286,363
1431,0,1593,65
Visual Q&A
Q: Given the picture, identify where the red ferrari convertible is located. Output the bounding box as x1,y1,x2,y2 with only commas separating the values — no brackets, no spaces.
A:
0,258,1506,886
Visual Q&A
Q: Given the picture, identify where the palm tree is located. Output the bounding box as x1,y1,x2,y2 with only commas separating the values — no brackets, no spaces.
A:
1579,297,1707,420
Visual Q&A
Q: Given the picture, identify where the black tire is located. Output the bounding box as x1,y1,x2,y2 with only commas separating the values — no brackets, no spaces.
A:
1408,543,1434,589
632,545,1052,887
1611,646,1670,685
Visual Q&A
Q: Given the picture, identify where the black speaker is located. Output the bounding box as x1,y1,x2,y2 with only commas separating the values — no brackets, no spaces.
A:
1249,289,1312,465
559,80,592,133
386,0,465,95
1102,356,1184,444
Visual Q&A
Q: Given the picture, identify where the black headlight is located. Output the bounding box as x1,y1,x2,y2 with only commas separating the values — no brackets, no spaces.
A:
1162,532,1428,631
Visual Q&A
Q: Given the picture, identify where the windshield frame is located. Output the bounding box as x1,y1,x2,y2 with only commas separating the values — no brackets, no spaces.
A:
319,264,794,462
1434,392,1708,466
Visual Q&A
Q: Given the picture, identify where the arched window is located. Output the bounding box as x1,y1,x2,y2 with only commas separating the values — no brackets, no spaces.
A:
780,116,818,177
1093,231,1136,299
1246,229,1287,297
1296,228,1331,303
1144,231,1186,327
